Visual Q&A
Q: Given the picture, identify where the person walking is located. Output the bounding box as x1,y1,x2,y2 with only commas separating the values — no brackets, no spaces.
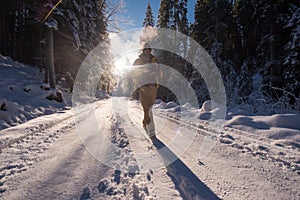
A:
132,43,158,138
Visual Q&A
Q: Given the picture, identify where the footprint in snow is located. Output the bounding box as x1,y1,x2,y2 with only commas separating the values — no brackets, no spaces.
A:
80,186,90,200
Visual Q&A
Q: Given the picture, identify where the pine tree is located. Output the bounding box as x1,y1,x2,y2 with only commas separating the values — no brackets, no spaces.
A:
247,0,295,100
192,0,248,103
142,1,155,27
156,0,192,101
283,1,300,102
192,0,208,44
0,0,116,93
190,0,300,106
235,0,258,60
49,0,108,77
284,3,300,80
0,0,41,64
157,0,173,28
173,0,189,34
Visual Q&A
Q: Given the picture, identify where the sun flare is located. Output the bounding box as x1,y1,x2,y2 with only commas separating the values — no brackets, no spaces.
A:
113,53,140,77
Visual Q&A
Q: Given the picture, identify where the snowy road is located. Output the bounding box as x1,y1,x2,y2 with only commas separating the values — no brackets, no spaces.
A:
0,97,299,200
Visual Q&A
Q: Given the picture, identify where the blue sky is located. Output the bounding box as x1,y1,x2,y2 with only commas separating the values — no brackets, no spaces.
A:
121,0,197,30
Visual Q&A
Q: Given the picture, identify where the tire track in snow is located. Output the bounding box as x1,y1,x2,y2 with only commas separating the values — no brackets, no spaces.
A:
0,111,74,152
0,105,111,199
77,99,183,199
154,108,300,175
92,111,157,199
98,98,221,200
0,104,97,197
150,107,299,199
0,114,76,196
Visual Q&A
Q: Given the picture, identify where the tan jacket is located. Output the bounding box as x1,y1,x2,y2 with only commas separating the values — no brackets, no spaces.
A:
132,53,160,87
133,54,157,65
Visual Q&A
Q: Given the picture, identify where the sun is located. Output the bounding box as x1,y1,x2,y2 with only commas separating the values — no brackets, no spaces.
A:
113,57,132,77
113,52,141,77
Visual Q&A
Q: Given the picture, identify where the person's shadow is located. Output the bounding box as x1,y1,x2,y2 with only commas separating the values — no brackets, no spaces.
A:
151,136,221,200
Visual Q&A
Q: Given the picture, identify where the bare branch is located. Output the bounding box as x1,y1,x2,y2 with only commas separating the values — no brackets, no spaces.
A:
104,0,133,32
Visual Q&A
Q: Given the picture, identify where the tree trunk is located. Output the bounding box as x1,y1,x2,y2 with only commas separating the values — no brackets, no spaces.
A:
47,25,56,89
44,66,49,83
0,1,6,55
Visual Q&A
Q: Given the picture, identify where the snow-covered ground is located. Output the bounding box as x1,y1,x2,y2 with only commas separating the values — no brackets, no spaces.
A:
0,55,299,199
154,99,300,152
0,54,73,130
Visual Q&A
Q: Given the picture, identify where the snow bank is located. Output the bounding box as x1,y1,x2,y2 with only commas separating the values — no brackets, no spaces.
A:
224,114,300,141
181,102,193,110
0,55,71,130
154,100,178,110
154,99,163,104
200,100,212,112
154,98,300,144
225,114,300,131
165,101,178,109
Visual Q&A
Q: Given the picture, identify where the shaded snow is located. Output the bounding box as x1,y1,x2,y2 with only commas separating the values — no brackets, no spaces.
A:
155,99,300,145
224,114,300,142
0,55,70,130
